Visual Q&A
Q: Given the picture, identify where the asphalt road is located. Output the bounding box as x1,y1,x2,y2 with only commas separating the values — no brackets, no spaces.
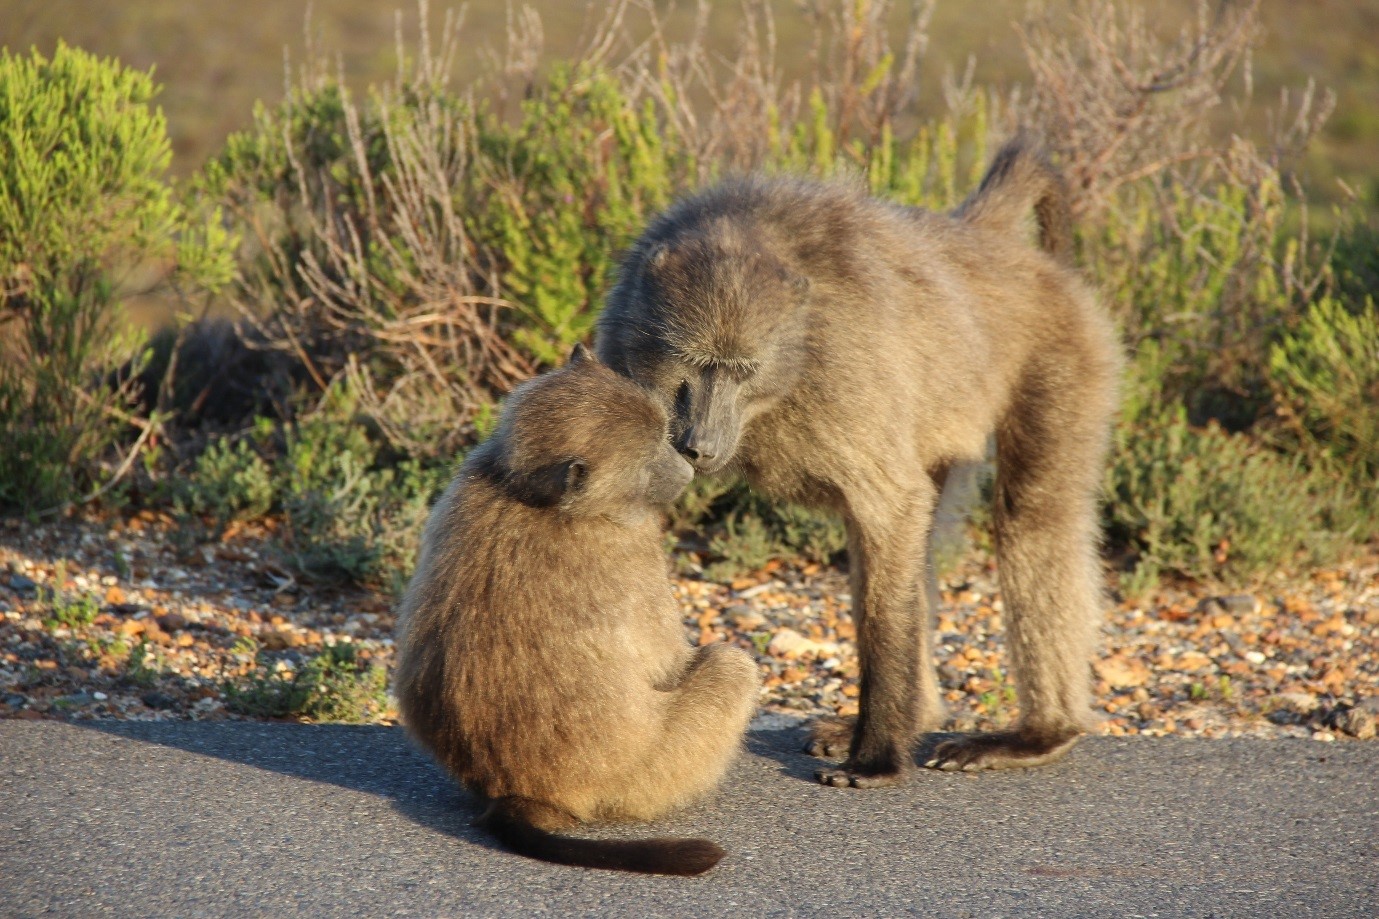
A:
1,720,1375,918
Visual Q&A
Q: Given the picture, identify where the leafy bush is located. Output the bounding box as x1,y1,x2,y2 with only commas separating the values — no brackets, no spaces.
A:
225,641,389,723
1104,406,1355,593
178,432,276,526
1270,295,1379,500
277,393,445,587
667,479,846,582
0,43,233,511
175,382,447,587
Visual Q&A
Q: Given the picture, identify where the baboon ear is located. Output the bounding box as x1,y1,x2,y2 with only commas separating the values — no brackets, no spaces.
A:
564,459,588,493
568,342,596,367
523,458,588,508
647,242,670,269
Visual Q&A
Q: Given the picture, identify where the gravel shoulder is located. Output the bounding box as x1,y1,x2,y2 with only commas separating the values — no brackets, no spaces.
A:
1,509,1377,742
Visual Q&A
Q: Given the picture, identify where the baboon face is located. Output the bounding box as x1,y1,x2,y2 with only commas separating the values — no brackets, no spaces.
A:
605,231,811,474
496,345,693,519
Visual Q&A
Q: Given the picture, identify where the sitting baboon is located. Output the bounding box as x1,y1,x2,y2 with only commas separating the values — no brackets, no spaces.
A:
394,345,761,874
596,137,1122,787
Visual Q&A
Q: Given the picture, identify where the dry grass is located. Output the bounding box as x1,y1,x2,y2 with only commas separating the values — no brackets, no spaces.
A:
3,0,1374,209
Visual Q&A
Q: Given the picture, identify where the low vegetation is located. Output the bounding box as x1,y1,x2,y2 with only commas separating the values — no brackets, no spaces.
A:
2,1,1375,612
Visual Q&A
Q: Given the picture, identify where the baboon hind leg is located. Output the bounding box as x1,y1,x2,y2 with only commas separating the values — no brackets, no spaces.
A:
927,362,1110,771
618,643,760,820
816,482,937,788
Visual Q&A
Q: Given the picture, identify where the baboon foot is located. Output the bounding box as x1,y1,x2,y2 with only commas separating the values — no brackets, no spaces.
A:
815,750,911,788
923,728,1080,772
803,715,855,759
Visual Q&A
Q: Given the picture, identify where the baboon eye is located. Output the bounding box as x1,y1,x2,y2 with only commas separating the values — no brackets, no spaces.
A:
675,380,691,416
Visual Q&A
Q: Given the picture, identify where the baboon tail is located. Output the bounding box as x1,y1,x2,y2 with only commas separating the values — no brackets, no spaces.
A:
953,134,1073,262
479,797,726,876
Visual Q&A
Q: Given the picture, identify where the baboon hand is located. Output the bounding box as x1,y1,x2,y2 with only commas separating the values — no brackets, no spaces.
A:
924,729,1080,772
803,714,855,759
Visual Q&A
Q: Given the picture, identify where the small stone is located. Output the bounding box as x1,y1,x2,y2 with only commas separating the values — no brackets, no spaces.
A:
1272,691,1320,715
141,691,178,710
1219,595,1259,615
1176,651,1214,672
1333,707,1376,741
730,609,767,631
156,611,187,632
1095,654,1151,689
6,574,36,595
260,630,296,651
103,585,126,606
115,618,145,638
767,627,838,660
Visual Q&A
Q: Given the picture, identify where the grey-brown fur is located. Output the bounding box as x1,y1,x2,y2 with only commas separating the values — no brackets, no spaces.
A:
597,136,1122,785
393,346,760,873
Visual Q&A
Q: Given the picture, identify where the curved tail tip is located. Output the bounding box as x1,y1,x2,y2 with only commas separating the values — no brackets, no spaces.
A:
673,839,728,876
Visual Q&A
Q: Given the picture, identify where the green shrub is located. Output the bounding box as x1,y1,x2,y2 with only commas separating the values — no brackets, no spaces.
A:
178,433,275,526
673,480,846,582
275,386,447,586
174,381,447,588
0,43,233,511
42,589,101,630
1104,405,1353,593
471,65,685,365
1086,167,1293,430
1329,215,1379,308
1270,295,1379,499
226,641,388,723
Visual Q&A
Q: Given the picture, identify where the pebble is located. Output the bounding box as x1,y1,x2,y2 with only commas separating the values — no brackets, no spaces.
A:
1333,707,1376,741
767,627,839,660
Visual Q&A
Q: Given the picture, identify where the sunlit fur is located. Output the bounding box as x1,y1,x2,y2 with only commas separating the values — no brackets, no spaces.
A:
394,347,760,872
598,137,1123,782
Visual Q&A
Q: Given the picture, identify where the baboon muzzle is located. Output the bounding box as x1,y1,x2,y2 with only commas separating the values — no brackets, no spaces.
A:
676,375,742,472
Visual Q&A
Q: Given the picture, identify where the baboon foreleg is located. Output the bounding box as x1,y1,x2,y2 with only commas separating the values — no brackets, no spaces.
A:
926,373,1107,771
805,515,946,761
815,483,935,788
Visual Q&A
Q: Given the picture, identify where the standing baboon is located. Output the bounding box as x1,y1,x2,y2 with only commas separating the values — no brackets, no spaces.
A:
394,345,760,874
596,137,1122,787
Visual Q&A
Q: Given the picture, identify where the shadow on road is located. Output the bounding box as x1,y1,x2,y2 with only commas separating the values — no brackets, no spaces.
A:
76,720,508,855
745,724,970,783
